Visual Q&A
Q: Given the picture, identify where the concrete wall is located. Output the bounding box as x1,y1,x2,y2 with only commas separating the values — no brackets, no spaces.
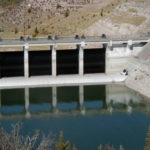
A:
105,44,144,74
125,58,150,99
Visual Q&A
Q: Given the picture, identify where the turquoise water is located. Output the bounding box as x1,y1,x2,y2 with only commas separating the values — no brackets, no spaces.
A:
0,84,150,150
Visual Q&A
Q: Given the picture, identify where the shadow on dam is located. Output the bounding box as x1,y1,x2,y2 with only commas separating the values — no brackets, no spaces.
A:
0,48,105,77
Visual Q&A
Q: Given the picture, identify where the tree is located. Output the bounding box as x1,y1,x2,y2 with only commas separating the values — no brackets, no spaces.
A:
100,9,104,17
145,127,150,150
55,131,77,150
14,27,18,34
65,9,70,17
32,27,39,37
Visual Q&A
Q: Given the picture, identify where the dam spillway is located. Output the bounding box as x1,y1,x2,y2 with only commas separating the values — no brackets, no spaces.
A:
0,48,105,77
0,35,149,88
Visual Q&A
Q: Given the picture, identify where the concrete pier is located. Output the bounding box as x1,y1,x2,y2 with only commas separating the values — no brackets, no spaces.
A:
51,45,57,76
79,85,86,115
24,44,29,78
25,88,29,111
0,91,1,114
126,105,132,113
52,87,57,109
78,44,84,75
79,85,84,107
108,41,113,51
25,88,30,118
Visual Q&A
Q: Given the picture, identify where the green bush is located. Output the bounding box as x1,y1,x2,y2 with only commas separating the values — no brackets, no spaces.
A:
0,0,23,7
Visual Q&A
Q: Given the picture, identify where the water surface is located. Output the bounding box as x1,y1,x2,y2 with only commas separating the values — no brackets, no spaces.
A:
0,84,150,150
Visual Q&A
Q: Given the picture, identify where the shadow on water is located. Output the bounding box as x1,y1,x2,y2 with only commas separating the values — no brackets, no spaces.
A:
0,84,150,150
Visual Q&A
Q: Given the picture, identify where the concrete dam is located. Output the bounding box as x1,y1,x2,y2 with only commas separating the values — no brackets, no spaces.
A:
0,35,149,88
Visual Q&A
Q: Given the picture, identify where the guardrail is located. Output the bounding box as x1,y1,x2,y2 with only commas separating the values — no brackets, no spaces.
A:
0,34,149,47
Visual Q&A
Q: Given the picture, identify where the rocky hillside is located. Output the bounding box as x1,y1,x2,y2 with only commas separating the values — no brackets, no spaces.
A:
83,0,150,35
0,0,150,37
0,0,95,36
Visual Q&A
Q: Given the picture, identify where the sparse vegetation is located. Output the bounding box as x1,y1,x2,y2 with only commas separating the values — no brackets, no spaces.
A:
0,0,149,37
0,123,126,150
111,15,146,26
64,9,70,17
32,27,39,37
1,123,150,150
0,28,4,32
14,27,18,34
128,8,138,13
0,0,23,7
0,123,77,150
145,127,150,150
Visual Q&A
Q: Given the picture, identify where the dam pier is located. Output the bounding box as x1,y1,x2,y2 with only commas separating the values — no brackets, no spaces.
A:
0,35,149,88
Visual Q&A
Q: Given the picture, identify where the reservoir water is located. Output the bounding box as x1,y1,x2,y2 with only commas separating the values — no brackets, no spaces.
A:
0,84,150,150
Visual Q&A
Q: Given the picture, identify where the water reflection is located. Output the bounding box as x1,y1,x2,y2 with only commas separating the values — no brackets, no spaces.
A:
0,84,148,119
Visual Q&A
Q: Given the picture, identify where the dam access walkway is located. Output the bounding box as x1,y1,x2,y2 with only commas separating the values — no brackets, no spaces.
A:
0,73,127,89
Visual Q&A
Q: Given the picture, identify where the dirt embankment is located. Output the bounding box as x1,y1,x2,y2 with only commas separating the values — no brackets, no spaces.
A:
125,43,150,98
83,0,150,36
125,60,150,98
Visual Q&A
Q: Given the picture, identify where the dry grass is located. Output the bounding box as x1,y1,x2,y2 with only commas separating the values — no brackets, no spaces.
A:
0,0,123,37
26,0,126,36
111,15,146,26
128,8,138,13
0,123,126,150
0,0,149,38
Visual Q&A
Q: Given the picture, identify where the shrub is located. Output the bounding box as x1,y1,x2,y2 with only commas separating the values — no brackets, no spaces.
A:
65,9,70,17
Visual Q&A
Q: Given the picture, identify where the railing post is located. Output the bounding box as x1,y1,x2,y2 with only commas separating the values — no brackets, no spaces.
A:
127,40,133,51
24,43,29,78
109,40,113,51
51,45,57,76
